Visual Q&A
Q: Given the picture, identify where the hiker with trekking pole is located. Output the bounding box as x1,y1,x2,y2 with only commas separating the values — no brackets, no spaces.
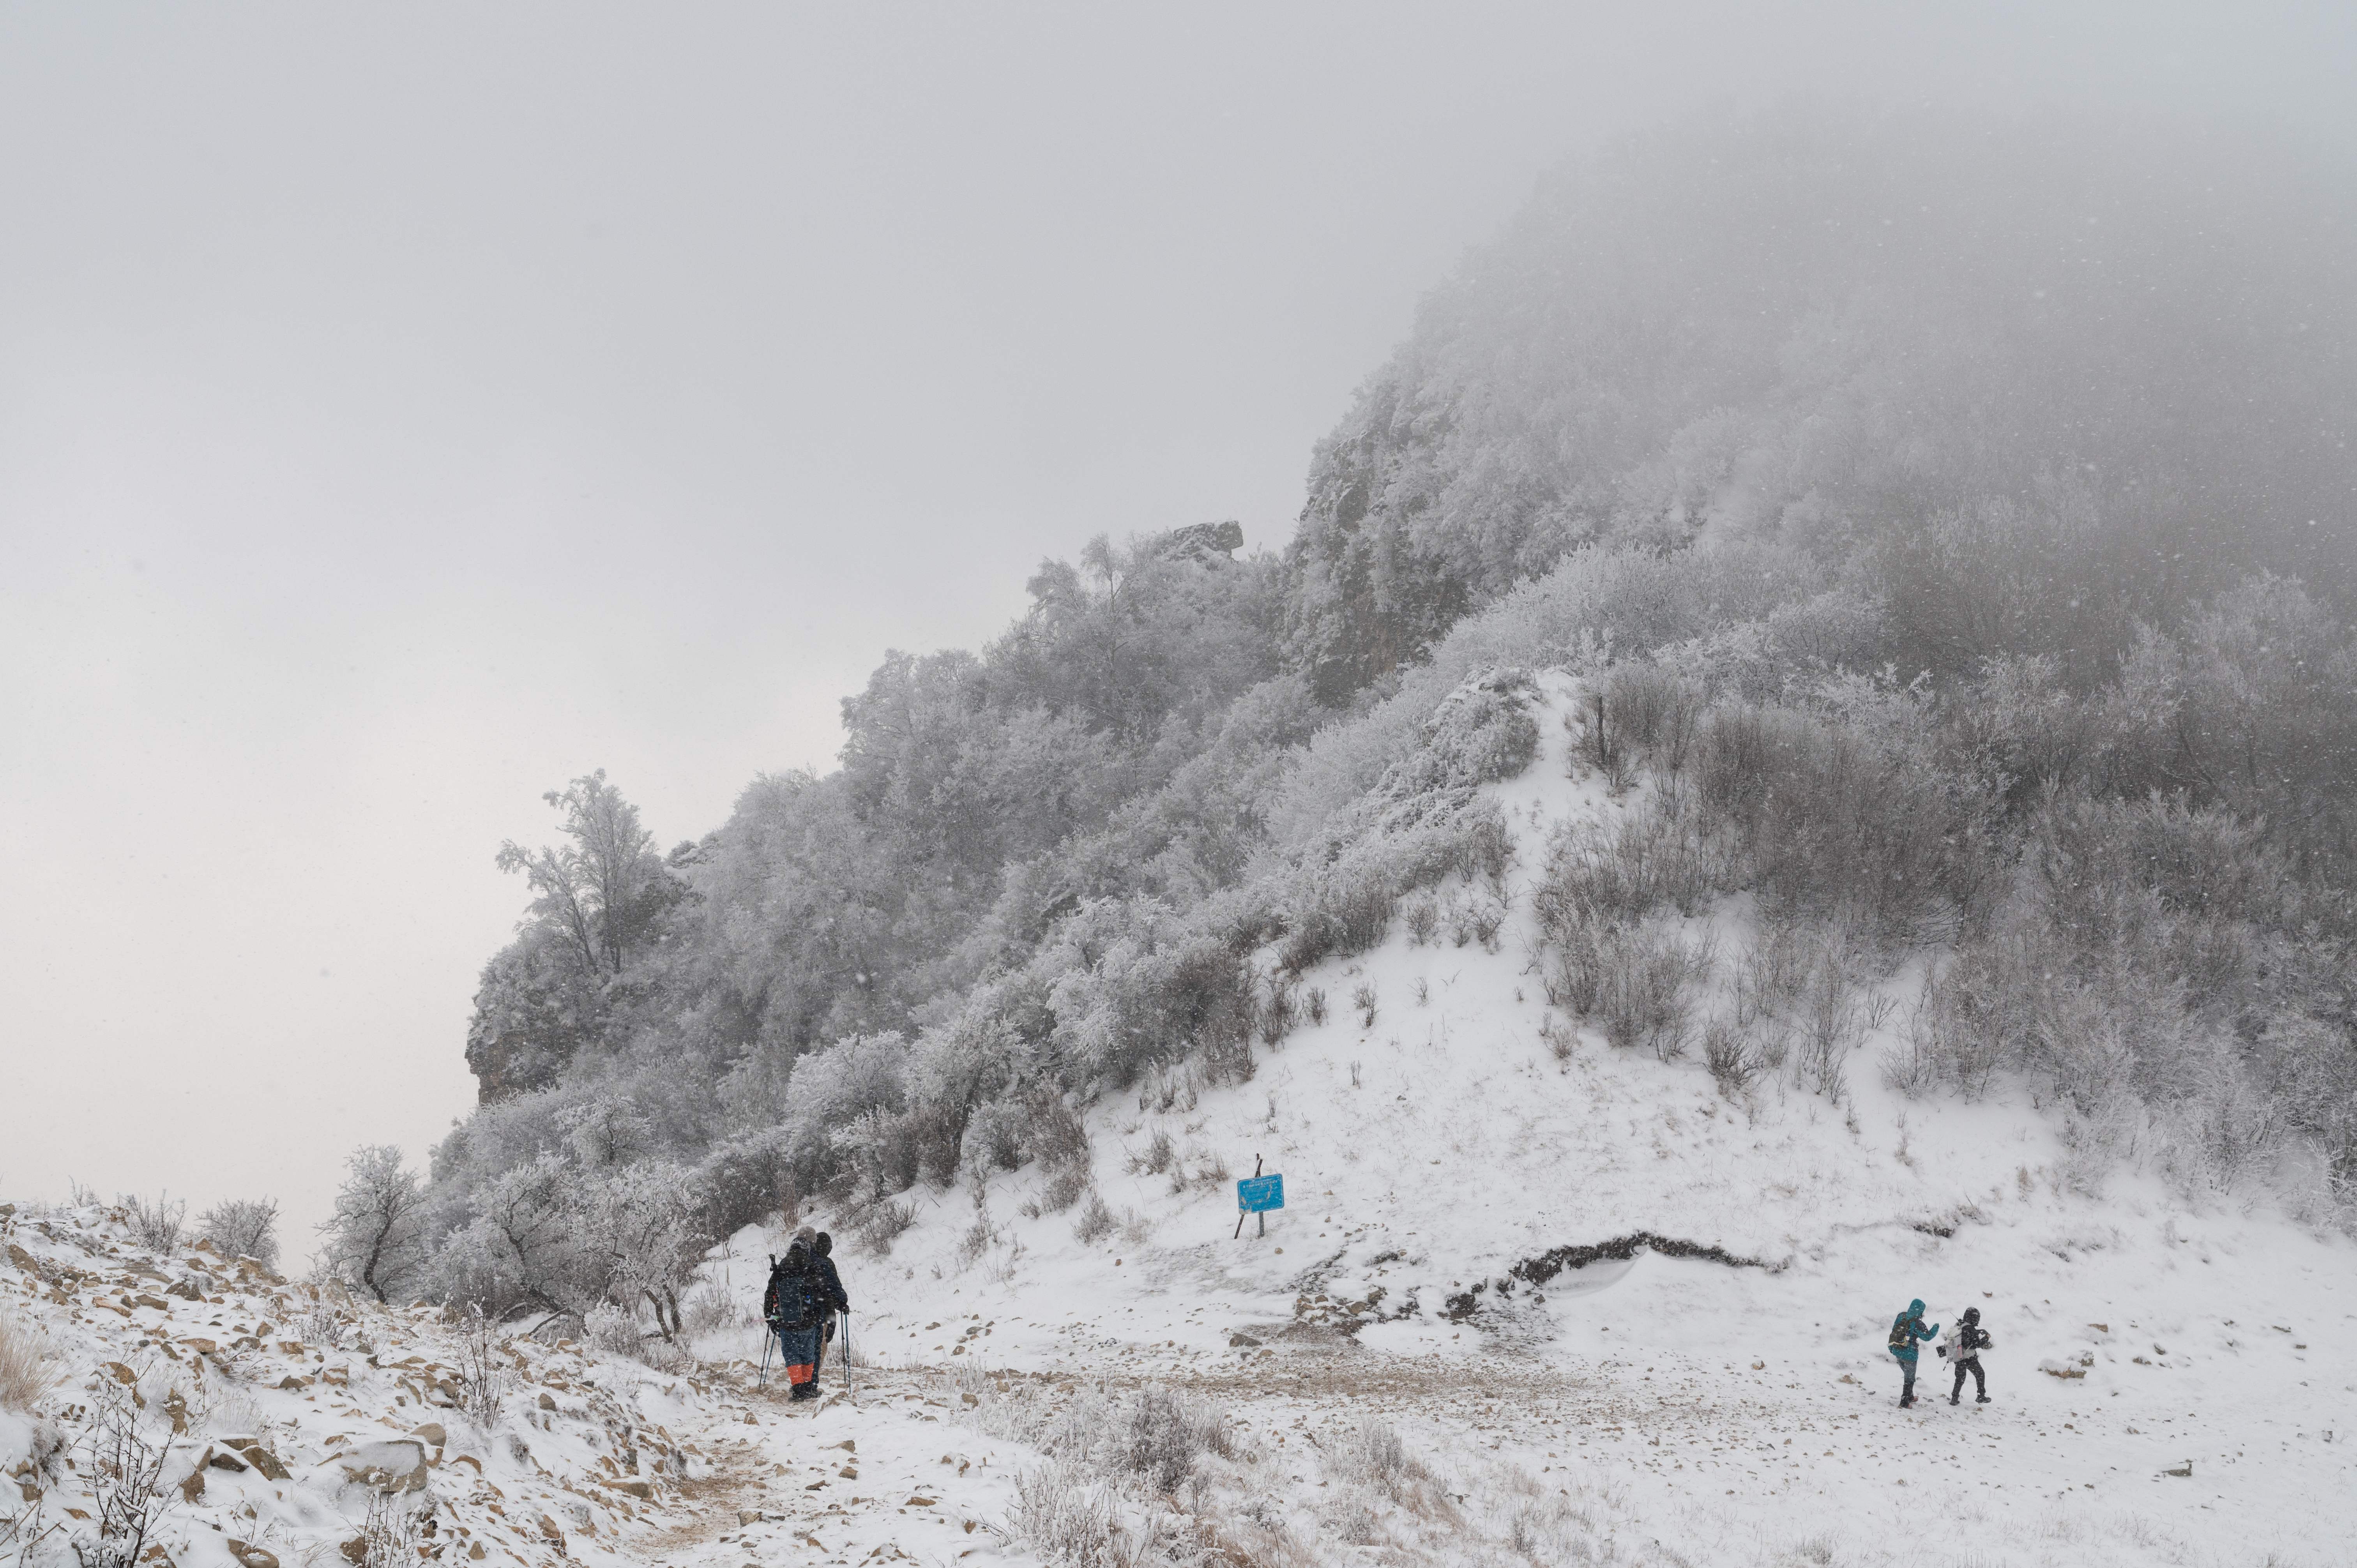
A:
811,1231,853,1390
762,1227,838,1403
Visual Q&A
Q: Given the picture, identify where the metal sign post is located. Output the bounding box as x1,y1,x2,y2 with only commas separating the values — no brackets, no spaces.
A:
1235,1155,1284,1239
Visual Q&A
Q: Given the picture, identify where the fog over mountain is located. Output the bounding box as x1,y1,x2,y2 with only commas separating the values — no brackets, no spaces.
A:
407,112,2355,1281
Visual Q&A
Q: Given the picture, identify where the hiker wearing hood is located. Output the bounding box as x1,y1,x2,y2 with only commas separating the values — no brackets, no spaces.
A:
811,1231,852,1379
1938,1306,1993,1404
764,1228,828,1402
1886,1299,1939,1408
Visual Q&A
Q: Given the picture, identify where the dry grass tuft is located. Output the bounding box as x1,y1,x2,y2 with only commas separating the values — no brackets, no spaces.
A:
0,1309,59,1413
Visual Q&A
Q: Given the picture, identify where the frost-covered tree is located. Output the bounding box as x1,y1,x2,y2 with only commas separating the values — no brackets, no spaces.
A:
318,1147,432,1303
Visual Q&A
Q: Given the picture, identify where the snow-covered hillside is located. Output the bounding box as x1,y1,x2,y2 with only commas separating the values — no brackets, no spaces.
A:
723,673,2353,1567
9,677,2353,1568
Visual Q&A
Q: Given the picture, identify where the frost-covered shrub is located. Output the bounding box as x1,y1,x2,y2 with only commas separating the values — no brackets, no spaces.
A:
690,1127,796,1241
1019,1092,1092,1168
194,1198,280,1268
1037,1384,1232,1494
1041,899,1257,1089
1388,669,1541,794
1694,699,1989,949
583,1302,638,1357
963,1100,1027,1172
1277,794,1512,974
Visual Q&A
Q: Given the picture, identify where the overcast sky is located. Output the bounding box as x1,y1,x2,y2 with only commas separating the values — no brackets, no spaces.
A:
4,1,2350,1257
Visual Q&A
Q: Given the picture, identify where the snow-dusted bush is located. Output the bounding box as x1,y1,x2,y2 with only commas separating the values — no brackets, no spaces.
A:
689,1127,796,1242
1072,1193,1116,1245
193,1198,279,1269
117,1192,184,1256
1586,923,1713,1063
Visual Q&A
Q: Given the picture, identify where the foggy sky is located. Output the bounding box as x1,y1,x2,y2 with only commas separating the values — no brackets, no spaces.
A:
4,1,2351,1256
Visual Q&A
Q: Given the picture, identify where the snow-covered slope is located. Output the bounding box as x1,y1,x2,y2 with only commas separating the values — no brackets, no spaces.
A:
728,671,2357,1567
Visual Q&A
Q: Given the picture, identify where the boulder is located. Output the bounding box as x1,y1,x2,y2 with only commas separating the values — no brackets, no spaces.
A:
408,1423,446,1448
226,1441,291,1481
325,1439,429,1495
228,1540,279,1568
1163,520,1245,561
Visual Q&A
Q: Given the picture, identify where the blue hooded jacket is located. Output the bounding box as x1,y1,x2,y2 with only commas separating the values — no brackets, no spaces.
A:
1888,1299,1938,1361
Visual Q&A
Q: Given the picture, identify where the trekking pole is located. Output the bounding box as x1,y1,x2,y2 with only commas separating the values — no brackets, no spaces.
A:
760,1328,771,1388
843,1319,854,1402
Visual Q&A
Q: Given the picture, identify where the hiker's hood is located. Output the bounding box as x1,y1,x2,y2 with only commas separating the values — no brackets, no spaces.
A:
1909,1299,1925,1316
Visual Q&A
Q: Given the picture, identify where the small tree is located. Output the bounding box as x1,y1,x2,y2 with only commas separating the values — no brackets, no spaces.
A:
318,1147,433,1303
495,771,668,979
194,1197,281,1268
586,1163,701,1341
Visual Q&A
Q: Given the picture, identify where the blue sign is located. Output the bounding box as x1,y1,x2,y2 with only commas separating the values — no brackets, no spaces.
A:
1237,1174,1285,1213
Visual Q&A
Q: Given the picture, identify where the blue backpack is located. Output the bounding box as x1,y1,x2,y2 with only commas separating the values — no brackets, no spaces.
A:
764,1243,824,1330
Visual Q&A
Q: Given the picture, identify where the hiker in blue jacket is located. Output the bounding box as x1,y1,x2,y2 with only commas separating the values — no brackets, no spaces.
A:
1887,1299,1939,1407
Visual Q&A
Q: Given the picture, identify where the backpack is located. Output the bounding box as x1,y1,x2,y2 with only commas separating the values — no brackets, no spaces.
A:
1888,1314,1914,1352
764,1244,824,1330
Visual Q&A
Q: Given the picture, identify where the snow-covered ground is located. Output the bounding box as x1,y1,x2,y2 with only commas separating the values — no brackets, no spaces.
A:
8,674,2351,1568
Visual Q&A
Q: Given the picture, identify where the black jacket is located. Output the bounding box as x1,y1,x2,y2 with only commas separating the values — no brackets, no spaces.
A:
815,1254,850,1315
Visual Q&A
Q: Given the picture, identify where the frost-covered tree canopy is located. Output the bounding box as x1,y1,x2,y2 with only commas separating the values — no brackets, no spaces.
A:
363,110,2357,1319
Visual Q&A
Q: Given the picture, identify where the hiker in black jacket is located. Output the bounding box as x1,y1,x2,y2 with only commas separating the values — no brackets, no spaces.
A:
763,1229,827,1401
1938,1306,1994,1404
811,1231,852,1379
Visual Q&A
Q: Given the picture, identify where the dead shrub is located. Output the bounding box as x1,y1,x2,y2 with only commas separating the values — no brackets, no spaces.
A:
1073,1192,1117,1245
1574,690,1635,793
1590,925,1714,1061
1039,1164,1091,1215
856,1198,918,1254
1605,664,1709,777
1125,1128,1177,1177
1703,1019,1762,1095
1405,895,1441,947
117,1192,184,1255
1257,982,1297,1046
